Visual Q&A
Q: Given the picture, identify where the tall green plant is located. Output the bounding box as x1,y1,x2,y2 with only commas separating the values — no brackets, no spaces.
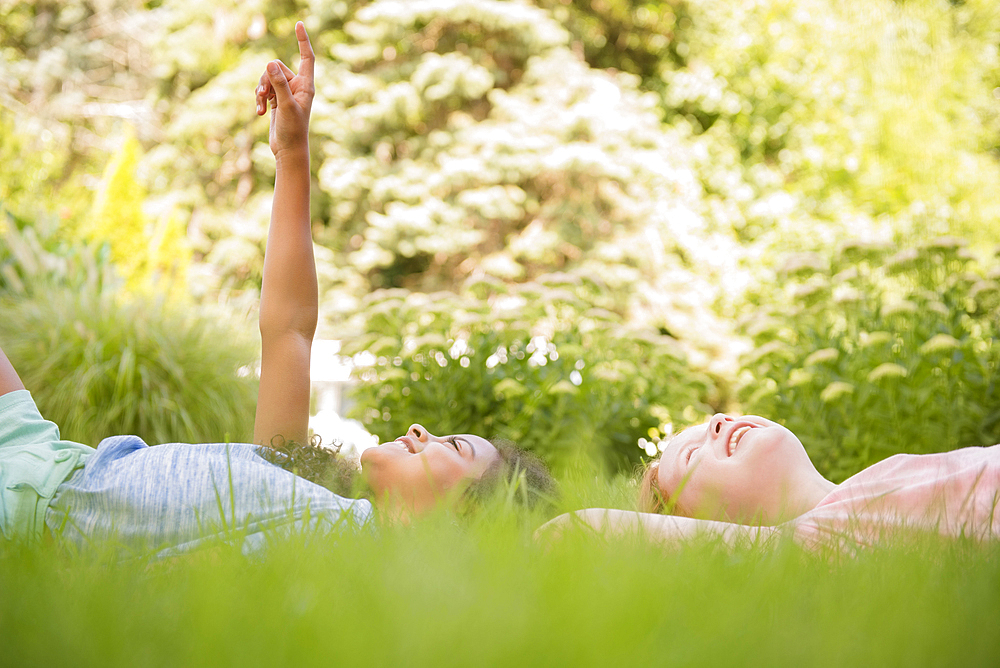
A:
740,237,1000,482
1,210,258,446
0,286,259,446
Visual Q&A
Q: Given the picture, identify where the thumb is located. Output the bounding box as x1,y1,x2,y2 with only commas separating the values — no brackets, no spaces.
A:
266,61,292,107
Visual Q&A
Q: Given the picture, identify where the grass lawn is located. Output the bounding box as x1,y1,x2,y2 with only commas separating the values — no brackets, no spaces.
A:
2,476,998,667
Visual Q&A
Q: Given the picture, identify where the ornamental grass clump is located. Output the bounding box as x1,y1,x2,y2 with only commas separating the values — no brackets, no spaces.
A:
0,286,259,446
0,210,258,446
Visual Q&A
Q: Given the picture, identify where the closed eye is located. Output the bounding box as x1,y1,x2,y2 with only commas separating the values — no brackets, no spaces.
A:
447,436,461,452
686,445,697,465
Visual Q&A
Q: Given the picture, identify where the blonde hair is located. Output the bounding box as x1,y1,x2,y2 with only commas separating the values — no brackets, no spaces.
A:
638,460,668,514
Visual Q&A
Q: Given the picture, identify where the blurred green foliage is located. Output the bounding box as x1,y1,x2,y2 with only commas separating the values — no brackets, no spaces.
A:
740,237,1000,482
0,211,258,446
81,132,192,296
655,0,1000,243
346,274,712,474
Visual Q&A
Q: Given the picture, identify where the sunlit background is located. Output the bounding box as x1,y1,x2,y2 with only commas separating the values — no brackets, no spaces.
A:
2,0,1000,481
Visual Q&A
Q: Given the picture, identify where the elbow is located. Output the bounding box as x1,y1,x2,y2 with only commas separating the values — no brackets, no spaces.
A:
258,305,318,343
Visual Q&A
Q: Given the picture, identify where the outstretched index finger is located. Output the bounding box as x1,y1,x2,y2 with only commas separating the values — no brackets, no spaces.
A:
295,22,314,82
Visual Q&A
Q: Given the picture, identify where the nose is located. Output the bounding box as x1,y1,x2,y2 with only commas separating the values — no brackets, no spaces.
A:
709,414,734,437
407,424,433,443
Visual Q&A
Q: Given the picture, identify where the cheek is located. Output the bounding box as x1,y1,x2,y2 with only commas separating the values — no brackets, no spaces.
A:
677,468,714,516
384,451,468,498
426,455,469,493
656,462,679,508
665,461,708,516
678,459,747,519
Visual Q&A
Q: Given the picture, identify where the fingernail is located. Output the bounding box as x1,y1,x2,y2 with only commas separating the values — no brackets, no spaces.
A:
267,62,278,74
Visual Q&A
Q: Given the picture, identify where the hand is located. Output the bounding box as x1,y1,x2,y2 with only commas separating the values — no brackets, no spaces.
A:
255,21,315,159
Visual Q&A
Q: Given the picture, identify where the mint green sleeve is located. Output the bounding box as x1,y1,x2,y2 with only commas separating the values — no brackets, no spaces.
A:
0,390,96,541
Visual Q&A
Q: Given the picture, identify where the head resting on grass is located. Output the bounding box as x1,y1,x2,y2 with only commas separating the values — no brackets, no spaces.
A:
638,413,835,525
263,424,554,521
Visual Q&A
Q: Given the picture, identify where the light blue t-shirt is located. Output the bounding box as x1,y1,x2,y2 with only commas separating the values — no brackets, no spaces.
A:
0,390,95,540
47,436,373,558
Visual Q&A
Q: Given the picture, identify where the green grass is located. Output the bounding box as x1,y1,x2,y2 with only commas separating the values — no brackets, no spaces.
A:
2,475,998,667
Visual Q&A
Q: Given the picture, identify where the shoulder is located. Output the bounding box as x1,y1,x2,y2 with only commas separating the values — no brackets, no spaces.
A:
844,445,1000,485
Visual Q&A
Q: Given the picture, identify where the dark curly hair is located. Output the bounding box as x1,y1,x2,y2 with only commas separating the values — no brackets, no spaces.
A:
258,435,367,499
463,438,556,511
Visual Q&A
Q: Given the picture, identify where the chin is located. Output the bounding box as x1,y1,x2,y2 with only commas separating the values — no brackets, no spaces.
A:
359,446,375,468
359,446,392,477
360,442,400,465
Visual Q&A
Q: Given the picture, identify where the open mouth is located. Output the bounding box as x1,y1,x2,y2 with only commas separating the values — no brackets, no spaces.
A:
391,437,415,453
727,426,753,456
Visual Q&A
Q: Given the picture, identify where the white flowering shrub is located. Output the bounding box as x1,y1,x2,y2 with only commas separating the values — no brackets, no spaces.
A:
740,237,1000,482
311,0,741,358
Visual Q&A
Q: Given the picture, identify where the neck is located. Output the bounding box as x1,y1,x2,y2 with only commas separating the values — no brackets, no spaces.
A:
778,471,837,522
372,491,422,525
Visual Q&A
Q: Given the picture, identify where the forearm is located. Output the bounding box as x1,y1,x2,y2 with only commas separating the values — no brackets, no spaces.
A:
539,509,776,547
603,509,772,545
258,147,317,341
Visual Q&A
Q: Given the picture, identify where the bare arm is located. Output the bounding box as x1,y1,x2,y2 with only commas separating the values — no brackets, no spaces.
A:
252,22,317,448
536,508,777,547
0,343,26,398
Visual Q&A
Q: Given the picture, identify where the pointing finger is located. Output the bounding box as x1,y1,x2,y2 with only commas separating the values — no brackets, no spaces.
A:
295,21,315,82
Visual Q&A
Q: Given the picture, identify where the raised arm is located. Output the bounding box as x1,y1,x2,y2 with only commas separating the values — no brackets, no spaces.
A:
252,22,317,448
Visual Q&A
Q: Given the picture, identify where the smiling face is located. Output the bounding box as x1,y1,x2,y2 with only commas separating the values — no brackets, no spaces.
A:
655,414,831,525
360,424,499,519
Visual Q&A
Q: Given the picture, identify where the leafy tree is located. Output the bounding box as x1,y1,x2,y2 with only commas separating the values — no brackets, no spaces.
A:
0,0,156,224
658,0,1000,244
534,0,680,93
